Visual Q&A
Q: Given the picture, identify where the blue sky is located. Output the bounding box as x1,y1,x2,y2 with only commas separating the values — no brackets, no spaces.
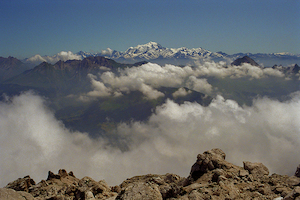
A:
0,0,299,59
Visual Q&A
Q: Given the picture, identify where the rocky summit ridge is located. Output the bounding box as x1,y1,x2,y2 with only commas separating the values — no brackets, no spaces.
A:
1,149,300,200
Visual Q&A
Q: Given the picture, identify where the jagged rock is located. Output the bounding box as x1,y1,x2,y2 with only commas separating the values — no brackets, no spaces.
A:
47,171,61,181
283,186,300,200
5,169,117,200
243,161,269,178
187,148,238,182
3,149,300,200
295,164,300,177
5,175,35,192
0,188,34,200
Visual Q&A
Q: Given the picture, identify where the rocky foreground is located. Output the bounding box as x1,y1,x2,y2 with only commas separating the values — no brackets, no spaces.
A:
1,148,300,200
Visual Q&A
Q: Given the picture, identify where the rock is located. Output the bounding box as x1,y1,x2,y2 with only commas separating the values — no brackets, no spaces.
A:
273,197,283,200
283,186,300,200
3,149,300,200
188,190,204,200
58,169,68,178
295,164,300,178
188,148,228,181
287,176,300,187
5,175,35,192
239,169,249,177
182,183,202,193
116,181,163,200
0,188,34,200
117,174,184,200
47,171,61,180
243,161,269,178
85,190,96,200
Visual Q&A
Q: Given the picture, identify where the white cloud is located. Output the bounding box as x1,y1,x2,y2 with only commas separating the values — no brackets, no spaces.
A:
84,61,286,101
25,51,82,65
185,76,213,94
101,48,114,56
1,91,300,188
172,87,192,98
87,74,112,97
193,61,285,79
84,63,214,99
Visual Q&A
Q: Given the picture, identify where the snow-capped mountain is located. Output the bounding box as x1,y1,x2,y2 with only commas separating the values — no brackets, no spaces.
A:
101,42,225,61
25,42,300,67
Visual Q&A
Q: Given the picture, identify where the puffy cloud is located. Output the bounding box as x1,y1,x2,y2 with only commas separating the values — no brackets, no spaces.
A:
101,48,114,56
185,76,213,94
84,63,213,99
1,91,300,188
25,51,82,65
86,74,112,97
84,61,286,101
172,87,192,98
115,93,300,178
193,62,285,79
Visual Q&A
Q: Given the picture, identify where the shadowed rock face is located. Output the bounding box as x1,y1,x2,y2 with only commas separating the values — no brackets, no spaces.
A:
231,55,260,67
295,164,300,178
2,148,300,200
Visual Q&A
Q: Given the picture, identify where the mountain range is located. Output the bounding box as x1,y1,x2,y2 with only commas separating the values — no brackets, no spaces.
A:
1,53,300,139
25,42,300,67
0,56,211,138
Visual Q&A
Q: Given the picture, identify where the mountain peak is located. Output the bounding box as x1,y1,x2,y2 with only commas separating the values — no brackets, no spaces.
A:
231,56,260,67
136,41,163,49
125,42,164,54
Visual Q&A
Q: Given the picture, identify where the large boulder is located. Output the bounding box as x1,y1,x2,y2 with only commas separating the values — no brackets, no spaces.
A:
117,173,185,200
116,181,162,200
188,148,237,182
0,188,34,200
243,161,269,178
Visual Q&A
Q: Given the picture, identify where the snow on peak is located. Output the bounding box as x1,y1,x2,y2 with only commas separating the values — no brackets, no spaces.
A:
117,42,218,60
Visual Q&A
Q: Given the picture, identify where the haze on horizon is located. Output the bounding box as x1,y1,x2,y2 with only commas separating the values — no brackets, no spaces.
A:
0,0,299,59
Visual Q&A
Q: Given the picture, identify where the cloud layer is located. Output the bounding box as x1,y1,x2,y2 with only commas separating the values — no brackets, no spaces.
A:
84,62,285,100
1,91,300,187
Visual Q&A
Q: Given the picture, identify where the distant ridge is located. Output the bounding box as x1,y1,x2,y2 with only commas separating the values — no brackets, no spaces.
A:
23,42,300,67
